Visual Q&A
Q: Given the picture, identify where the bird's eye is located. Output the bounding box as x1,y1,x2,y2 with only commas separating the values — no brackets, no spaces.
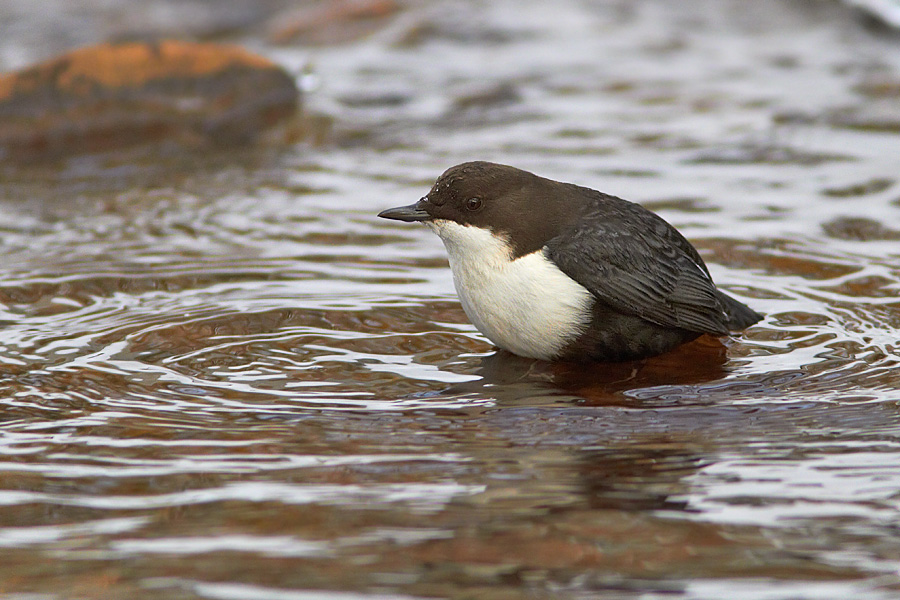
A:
465,197,483,211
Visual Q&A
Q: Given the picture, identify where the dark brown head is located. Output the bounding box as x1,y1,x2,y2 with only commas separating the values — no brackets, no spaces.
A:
378,161,590,257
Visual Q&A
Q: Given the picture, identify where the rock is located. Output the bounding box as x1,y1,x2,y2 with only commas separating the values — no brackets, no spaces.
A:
822,217,900,241
843,0,900,30
822,178,895,198
268,0,401,45
0,40,300,161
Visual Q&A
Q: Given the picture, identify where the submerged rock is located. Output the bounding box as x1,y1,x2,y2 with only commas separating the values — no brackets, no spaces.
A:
822,217,900,241
844,0,900,29
0,40,300,161
268,0,401,45
822,178,895,198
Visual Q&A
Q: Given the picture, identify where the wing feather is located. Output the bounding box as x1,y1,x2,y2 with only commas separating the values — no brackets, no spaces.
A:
546,199,731,335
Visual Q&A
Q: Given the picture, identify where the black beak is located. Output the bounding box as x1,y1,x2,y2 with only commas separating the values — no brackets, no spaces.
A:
377,200,431,223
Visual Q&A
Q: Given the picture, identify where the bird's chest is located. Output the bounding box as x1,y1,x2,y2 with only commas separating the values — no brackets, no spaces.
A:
445,244,593,360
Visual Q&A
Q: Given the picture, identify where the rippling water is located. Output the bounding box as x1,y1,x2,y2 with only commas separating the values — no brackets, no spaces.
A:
1,1,900,599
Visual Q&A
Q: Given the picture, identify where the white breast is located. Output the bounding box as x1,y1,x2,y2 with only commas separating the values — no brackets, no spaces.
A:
427,220,593,360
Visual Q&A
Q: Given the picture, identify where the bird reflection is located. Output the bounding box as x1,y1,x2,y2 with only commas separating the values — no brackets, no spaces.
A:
576,444,706,511
446,334,734,407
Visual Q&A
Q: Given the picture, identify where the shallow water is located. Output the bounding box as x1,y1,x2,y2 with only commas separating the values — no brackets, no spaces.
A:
1,1,900,598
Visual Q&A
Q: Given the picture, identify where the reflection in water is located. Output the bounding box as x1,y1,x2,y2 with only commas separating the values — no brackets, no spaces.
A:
1,0,900,599
465,337,732,404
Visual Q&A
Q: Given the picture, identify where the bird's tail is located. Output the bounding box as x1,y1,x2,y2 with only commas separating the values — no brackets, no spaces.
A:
717,290,763,331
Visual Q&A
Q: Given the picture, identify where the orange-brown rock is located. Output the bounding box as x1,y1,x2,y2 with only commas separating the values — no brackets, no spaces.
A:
0,41,300,161
269,0,401,45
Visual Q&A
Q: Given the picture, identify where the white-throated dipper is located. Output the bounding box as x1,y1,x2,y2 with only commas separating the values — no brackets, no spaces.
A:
378,161,761,362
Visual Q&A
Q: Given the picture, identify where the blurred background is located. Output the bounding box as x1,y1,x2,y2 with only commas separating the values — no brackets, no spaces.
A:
0,1,900,599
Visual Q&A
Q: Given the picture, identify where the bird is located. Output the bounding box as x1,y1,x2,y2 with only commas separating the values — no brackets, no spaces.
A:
378,161,761,362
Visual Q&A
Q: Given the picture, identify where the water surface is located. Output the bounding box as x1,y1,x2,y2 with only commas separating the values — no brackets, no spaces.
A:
1,1,900,598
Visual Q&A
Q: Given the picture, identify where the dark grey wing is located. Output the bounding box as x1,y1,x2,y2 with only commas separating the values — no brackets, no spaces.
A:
546,199,731,335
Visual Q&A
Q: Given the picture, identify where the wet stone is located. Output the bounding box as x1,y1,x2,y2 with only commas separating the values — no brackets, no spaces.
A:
853,75,900,99
826,104,900,133
0,40,300,161
641,197,719,213
822,178,895,198
390,3,523,47
268,0,402,45
689,142,851,166
337,91,413,108
449,82,522,114
822,217,900,241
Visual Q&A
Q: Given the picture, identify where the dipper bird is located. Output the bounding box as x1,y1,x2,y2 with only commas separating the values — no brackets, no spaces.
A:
378,161,761,362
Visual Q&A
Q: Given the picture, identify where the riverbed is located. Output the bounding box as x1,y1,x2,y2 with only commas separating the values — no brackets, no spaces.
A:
1,1,900,598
